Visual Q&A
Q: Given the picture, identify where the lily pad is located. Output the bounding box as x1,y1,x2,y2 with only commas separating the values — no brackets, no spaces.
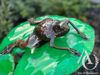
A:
0,54,14,75
0,15,95,75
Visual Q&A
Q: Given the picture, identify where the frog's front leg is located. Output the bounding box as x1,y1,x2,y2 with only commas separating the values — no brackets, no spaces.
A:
49,33,81,56
68,20,89,40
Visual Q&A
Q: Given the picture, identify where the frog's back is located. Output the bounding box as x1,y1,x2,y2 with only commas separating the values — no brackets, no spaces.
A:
35,19,54,41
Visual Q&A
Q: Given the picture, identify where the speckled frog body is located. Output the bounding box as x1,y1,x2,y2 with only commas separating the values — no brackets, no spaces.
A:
34,18,70,41
0,17,88,56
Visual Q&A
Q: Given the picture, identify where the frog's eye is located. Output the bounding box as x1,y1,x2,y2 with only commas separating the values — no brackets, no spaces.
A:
59,20,67,28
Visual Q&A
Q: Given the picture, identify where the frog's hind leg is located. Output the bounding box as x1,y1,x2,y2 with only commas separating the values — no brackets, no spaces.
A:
28,18,53,25
0,43,16,57
0,39,28,57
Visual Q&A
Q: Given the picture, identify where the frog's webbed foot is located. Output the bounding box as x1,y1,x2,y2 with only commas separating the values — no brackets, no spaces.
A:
68,21,89,40
67,48,81,56
50,34,81,57
79,32,89,40
0,43,16,57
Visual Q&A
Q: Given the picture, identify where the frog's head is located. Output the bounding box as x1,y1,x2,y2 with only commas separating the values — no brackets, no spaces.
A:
53,20,70,37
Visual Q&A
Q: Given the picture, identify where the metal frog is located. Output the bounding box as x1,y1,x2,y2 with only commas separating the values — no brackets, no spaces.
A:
0,18,88,56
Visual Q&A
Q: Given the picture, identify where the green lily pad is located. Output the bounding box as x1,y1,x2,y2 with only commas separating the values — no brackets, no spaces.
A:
0,15,95,75
0,54,14,75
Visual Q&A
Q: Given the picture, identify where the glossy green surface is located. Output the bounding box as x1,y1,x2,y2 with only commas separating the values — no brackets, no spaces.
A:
0,55,14,75
0,15,95,75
